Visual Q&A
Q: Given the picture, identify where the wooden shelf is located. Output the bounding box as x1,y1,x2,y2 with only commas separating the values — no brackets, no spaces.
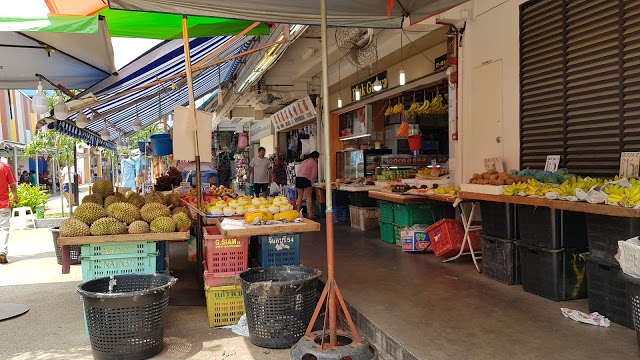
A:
458,191,640,218
58,232,190,246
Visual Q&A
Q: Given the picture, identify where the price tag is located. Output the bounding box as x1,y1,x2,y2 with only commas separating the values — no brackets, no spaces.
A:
202,183,211,193
544,155,561,172
180,181,191,191
619,152,640,178
483,156,504,172
143,183,154,195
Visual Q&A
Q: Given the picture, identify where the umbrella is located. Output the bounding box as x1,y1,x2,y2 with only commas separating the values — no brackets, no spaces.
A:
0,15,116,89
110,0,467,28
44,1,270,39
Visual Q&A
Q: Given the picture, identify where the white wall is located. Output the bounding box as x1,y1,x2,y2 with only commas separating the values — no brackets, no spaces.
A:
259,135,275,156
457,0,527,182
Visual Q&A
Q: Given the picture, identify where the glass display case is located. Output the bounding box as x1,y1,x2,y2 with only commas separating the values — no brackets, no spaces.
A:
336,149,392,179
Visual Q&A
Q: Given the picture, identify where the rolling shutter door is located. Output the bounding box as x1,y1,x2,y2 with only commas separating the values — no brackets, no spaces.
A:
520,0,640,176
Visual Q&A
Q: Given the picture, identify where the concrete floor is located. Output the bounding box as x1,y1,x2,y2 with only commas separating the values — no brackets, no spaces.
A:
300,224,640,360
0,229,288,360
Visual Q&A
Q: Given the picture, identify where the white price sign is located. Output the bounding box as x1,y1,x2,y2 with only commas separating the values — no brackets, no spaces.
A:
202,183,211,193
143,183,154,194
544,155,561,172
483,156,504,173
620,152,640,179
180,181,191,193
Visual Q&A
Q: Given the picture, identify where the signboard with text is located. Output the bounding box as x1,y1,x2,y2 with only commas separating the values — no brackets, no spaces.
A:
544,155,561,172
620,152,640,178
351,71,388,101
483,156,504,172
271,96,317,132
249,120,273,142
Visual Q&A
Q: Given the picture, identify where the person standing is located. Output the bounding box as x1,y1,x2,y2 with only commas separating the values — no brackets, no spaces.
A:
295,151,319,218
60,165,75,207
19,171,29,185
273,155,288,186
120,154,138,191
248,147,271,197
0,161,19,264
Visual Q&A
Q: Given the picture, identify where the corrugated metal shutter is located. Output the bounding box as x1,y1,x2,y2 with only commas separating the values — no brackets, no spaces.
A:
520,0,640,176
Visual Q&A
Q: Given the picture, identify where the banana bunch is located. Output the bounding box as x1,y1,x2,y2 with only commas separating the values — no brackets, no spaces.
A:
385,106,394,116
550,181,575,197
503,181,529,196
404,102,421,118
392,103,404,115
415,100,430,115
608,186,640,207
435,185,459,196
572,176,604,192
424,95,448,115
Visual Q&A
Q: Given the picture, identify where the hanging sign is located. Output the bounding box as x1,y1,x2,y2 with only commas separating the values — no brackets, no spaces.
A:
544,155,561,172
351,71,388,101
620,152,640,178
271,96,317,132
483,156,504,172
434,54,448,72
249,120,273,142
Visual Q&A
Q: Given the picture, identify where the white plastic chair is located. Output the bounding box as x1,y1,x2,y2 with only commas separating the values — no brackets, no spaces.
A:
10,207,36,230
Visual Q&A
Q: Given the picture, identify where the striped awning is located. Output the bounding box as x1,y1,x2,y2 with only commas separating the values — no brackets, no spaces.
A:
48,121,117,150
73,36,252,140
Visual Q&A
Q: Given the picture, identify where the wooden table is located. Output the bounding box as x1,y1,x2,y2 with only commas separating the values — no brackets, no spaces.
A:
458,191,640,218
214,217,320,237
58,232,190,274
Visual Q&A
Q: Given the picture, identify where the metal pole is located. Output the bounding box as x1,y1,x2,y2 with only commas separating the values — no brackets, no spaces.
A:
35,152,39,186
12,147,18,180
320,0,337,347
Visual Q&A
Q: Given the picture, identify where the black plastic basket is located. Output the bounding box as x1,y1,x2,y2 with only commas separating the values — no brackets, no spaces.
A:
479,201,518,239
516,205,588,249
586,214,640,264
51,228,81,265
583,253,633,328
622,273,640,350
481,235,520,285
240,266,321,349
77,274,177,360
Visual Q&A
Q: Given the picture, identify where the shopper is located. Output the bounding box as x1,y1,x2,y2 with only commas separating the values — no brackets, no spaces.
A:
0,161,19,264
295,151,319,218
60,165,75,207
29,170,37,186
120,154,138,191
19,171,28,185
249,147,271,197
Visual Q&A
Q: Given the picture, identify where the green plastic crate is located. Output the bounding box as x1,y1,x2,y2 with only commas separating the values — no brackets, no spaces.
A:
378,201,394,223
380,221,395,244
394,224,404,247
393,202,444,227
80,241,158,282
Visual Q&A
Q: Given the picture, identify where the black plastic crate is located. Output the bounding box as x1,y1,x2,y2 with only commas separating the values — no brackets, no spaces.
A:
349,191,378,207
334,191,351,207
586,214,640,264
516,205,587,249
583,253,633,328
481,235,520,285
480,202,518,239
517,241,588,301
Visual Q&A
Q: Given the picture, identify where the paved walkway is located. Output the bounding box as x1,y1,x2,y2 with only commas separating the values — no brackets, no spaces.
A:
44,184,92,216
0,228,288,360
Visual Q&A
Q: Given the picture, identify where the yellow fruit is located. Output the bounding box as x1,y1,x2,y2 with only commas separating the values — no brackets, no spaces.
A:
274,210,300,221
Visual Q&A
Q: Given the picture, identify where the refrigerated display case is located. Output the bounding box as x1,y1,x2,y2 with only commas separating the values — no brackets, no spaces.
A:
336,149,392,179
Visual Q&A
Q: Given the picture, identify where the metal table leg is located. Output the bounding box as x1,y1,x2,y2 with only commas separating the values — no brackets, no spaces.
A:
61,245,70,274
443,201,482,272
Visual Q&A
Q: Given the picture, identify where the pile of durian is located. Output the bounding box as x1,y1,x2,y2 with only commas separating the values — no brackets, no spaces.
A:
59,180,191,237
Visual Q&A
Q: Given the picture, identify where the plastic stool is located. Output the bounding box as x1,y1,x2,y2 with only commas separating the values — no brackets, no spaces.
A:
10,207,35,230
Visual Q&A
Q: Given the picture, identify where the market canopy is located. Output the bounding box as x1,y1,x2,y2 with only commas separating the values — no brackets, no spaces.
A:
0,16,116,89
74,36,250,140
44,1,271,40
109,0,467,28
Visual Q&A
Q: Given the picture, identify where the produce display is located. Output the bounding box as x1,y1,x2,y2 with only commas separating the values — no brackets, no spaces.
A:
384,95,448,118
469,169,574,186
59,180,191,237
155,167,183,191
244,208,301,225
378,169,414,181
406,185,460,196
468,170,523,185
502,176,640,208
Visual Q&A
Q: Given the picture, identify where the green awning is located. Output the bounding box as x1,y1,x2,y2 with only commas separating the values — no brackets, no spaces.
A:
0,15,98,33
98,8,270,39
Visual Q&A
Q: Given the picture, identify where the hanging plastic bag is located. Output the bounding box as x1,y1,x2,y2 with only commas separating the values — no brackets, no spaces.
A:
269,182,280,196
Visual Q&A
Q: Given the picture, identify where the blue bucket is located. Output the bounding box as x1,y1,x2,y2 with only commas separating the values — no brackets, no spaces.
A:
149,134,173,156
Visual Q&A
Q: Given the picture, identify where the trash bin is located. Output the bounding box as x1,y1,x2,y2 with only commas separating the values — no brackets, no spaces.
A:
240,265,321,349
622,273,640,350
50,227,81,265
77,274,177,360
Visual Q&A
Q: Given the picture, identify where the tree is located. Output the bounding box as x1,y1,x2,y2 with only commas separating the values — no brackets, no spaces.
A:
24,131,77,165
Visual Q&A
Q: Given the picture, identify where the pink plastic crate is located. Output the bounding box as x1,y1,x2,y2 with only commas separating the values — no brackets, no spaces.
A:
203,226,249,277
427,219,481,257
203,262,242,287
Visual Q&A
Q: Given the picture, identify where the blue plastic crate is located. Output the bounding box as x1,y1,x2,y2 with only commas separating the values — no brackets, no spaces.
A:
332,206,350,223
80,241,158,282
257,233,301,267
